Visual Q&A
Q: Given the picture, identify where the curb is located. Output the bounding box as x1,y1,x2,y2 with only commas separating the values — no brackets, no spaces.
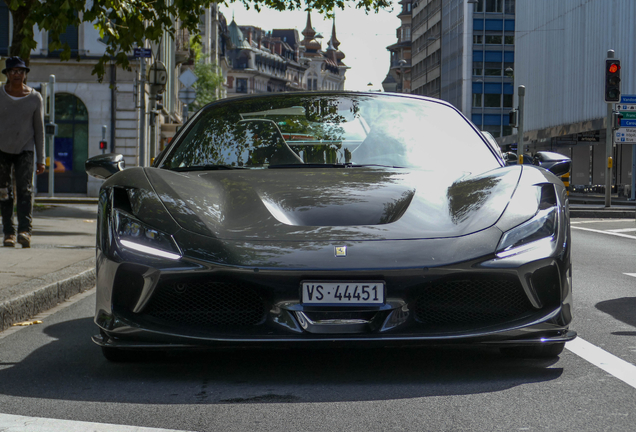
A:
0,259,96,332
35,197,99,205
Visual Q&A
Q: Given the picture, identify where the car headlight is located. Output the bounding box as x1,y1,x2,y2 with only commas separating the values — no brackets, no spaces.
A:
114,209,181,260
496,206,558,258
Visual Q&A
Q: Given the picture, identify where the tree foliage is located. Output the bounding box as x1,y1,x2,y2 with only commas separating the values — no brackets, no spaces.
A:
190,39,224,111
3,0,392,81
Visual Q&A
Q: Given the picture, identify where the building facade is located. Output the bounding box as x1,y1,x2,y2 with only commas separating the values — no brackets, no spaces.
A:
389,0,515,140
383,0,412,93
500,0,634,196
1,6,347,197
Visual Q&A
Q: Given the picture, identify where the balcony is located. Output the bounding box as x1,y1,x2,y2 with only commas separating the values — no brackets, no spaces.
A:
175,28,192,64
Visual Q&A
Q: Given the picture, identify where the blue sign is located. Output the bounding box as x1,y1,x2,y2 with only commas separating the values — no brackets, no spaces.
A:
620,119,636,127
620,95,636,103
133,48,152,58
54,137,73,171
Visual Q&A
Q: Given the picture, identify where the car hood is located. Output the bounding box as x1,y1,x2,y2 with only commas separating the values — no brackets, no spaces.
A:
145,166,521,242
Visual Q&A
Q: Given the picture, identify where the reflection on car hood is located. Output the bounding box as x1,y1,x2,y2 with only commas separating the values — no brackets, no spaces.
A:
145,166,521,241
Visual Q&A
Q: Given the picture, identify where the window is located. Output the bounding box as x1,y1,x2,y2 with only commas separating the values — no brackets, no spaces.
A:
485,0,503,12
473,35,483,44
236,78,248,93
484,94,501,107
505,0,515,14
403,26,411,40
503,94,513,107
505,35,514,45
47,22,79,58
472,93,482,107
485,35,502,44
484,62,501,76
473,63,483,76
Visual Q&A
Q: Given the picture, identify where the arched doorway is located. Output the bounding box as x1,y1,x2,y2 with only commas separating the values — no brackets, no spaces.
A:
37,93,88,194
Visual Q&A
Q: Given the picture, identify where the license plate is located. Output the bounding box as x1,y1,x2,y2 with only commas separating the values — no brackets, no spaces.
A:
301,281,385,305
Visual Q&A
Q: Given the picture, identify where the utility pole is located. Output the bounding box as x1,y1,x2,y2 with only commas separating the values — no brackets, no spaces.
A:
517,85,525,164
47,75,56,197
139,56,147,167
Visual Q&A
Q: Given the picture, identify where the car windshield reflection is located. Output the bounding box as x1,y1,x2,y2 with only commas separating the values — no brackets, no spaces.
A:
160,94,500,173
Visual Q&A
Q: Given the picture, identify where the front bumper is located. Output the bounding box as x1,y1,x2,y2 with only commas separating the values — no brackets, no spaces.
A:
93,239,575,350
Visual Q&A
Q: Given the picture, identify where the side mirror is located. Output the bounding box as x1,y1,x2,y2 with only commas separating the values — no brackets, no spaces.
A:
85,153,125,179
503,152,518,165
534,151,571,177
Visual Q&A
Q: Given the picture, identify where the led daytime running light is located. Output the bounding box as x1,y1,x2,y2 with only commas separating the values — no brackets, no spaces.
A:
120,239,181,260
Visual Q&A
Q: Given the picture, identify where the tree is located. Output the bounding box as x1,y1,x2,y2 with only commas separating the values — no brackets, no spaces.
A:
3,0,392,81
190,39,224,111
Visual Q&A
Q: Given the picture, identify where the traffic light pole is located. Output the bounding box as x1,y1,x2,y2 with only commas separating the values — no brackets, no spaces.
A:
517,86,525,164
605,49,615,207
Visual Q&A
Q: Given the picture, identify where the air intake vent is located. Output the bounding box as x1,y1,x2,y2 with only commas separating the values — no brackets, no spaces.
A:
412,278,534,328
143,279,267,328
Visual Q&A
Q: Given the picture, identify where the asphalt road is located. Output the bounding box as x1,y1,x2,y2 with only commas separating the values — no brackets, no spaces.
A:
0,218,634,432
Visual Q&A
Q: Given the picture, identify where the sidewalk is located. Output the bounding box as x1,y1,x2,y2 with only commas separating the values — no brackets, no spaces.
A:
0,201,97,331
0,196,634,332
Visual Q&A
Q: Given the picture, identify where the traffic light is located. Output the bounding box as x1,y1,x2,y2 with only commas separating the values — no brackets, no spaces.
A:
604,59,621,102
99,140,107,150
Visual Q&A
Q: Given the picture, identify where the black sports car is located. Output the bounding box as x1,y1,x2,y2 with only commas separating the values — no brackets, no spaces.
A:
86,92,576,361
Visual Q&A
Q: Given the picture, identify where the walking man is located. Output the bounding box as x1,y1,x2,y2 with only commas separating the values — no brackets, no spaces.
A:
0,57,45,247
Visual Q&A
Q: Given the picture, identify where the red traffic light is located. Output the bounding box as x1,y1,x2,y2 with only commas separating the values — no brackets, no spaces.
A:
99,140,107,150
608,63,620,74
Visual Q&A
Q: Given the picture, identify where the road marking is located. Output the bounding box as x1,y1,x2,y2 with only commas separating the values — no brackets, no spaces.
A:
566,338,636,390
625,273,636,278
0,413,193,432
571,226,636,239
609,228,636,233
571,219,634,224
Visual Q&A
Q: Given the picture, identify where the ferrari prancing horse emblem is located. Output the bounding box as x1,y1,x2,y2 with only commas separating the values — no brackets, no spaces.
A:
335,246,347,257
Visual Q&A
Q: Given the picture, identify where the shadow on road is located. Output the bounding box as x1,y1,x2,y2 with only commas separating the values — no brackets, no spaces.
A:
0,316,563,405
596,297,636,334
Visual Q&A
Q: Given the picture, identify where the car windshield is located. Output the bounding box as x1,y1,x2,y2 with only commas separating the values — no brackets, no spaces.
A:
160,93,500,173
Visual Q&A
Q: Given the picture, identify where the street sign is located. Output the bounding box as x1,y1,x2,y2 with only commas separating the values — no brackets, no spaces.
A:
614,128,636,143
578,131,599,142
178,87,196,104
620,119,636,128
134,48,152,58
620,95,636,104
179,70,198,88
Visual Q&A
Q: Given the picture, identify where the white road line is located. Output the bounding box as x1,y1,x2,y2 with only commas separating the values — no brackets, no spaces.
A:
625,273,636,278
609,228,636,233
0,413,193,432
571,226,636,239
566,338,636,390
571,219,634,225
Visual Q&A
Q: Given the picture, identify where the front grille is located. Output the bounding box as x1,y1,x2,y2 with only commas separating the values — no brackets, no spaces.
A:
142,279,267,327
411,278,534,328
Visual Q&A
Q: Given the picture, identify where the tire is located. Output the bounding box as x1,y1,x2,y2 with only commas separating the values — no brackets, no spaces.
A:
500,342,565,359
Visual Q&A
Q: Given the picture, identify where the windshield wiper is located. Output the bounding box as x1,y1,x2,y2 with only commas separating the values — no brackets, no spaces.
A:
168,165,244,172
268,163,353,169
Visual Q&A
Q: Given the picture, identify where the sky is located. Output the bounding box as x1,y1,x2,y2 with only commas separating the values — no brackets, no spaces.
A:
221,1,401,92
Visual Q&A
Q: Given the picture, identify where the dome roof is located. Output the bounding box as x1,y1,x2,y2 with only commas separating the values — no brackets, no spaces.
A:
229,19,251,50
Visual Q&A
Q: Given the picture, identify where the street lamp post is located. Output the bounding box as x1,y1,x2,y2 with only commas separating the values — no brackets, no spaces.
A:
398,59,407,93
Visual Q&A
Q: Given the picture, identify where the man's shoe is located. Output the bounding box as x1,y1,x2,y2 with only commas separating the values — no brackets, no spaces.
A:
17,232,31,248
3,234,16,247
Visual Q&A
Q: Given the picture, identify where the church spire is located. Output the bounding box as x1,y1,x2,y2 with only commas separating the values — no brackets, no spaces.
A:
330,16,340,50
